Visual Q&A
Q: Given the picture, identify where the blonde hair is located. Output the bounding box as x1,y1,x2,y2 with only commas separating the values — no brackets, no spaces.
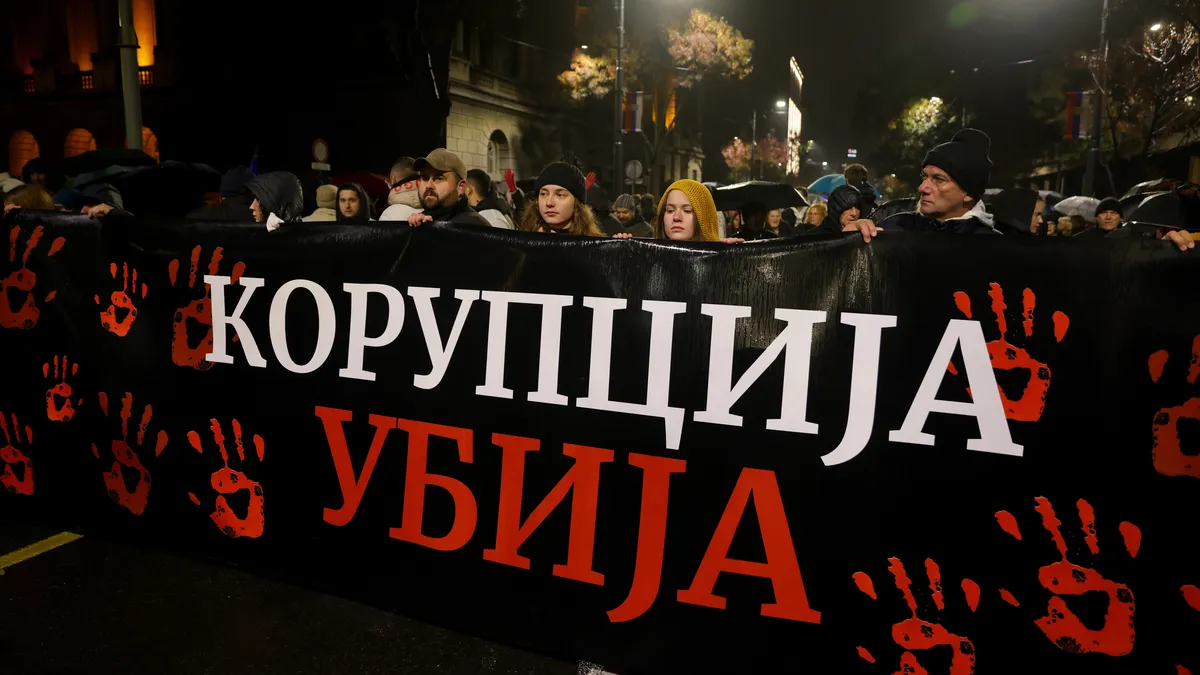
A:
517,196,603,237
806,203,828,224
4,185,55,210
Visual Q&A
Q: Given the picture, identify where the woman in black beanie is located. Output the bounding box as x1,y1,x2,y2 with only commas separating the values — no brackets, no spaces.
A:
517,161,603,236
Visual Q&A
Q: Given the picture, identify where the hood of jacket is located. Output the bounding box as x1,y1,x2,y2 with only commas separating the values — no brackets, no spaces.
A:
943,200,996,230
247,171,305,223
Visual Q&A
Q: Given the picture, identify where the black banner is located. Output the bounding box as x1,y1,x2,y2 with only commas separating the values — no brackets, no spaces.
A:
2,212,1199,674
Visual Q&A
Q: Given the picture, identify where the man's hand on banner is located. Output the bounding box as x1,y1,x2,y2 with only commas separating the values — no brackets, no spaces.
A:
43,355,82,423
168,245,245,371
96,262,147,337
187,418,265,539
0,225,65,330
0,412,34,496
844,219,881,243
1164,229,1196,252
408,213,433,228
951,283,1069,422
852,558,978,675
1148,336,1200,479
993,497,1137,657
92,391,168,516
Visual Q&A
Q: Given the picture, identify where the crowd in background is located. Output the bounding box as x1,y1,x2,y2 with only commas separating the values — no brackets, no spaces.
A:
2,126,1196,253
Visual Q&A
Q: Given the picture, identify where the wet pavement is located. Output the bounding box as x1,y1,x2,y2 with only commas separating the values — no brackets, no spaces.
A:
0,525,580,675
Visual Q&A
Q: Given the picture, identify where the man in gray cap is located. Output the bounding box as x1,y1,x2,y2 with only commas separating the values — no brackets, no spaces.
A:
403,149,490,228
613,193,653,238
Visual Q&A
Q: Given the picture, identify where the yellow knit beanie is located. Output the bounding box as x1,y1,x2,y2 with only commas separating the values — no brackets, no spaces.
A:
656,179,720,242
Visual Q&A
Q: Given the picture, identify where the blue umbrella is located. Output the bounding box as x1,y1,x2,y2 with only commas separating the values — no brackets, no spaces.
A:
807,174,846,195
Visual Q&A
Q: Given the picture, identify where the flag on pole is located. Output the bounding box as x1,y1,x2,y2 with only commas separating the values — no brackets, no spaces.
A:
1064,91,1093,140
623,92,644,134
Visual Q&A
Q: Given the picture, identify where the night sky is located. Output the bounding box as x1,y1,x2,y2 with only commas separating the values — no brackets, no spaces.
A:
692,0,1109,175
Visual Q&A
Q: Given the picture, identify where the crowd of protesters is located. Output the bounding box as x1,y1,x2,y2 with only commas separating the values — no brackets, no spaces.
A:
2,127,1195,253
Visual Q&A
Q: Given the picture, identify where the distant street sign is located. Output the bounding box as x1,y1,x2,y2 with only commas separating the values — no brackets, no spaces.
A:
311,162,330,172
625,160,644,181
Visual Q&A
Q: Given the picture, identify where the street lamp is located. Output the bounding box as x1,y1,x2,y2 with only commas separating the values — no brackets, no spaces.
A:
775,99,787,109
581,44,589,51
613,0,626,196
1083,0,1111,196
930,96,942,104
1150,23,1163,31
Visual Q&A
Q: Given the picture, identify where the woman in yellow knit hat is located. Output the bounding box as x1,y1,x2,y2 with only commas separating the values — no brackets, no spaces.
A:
614,179,742,243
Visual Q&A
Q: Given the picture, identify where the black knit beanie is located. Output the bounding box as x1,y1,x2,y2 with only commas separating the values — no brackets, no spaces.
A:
922,128,993,199
534,162,587,206
1096,197,1122,217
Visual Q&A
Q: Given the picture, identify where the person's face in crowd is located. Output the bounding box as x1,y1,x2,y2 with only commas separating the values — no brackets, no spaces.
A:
730,211,743,229
1045,219,1058,236
806,208,825,225
918,165,971,221
1097,210,1121,231
465,183,483,208
767,209,783,229
662,190,697,241
250,198,264,223
29,172,46,186
538,184,576,227
419,168,463,210
1057,216,1074,236
613,207,636,224
338,189,361,218
1031,199,1045,233
839,206,861,227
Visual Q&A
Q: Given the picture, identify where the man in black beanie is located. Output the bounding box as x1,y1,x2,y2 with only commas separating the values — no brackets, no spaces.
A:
845,129,999,241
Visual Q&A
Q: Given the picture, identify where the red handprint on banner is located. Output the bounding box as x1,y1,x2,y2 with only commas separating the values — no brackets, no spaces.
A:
187,418,265,538
0,412,34,495
43,355,82,422
994,498,1137,656
0,225,65,330
168,245,245,370
1148,336,1200,479
950,284,1069,422
92,392,168,515
96,262,147,336
853,558,979,674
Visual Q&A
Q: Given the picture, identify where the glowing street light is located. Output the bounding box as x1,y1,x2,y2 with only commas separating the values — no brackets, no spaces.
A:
1150,23,1163,31
775,99,787,109
581,44,589,51
930,96,943,104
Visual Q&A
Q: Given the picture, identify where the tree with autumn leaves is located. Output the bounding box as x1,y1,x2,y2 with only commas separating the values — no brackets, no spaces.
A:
722,134,789,182
559,8,753,191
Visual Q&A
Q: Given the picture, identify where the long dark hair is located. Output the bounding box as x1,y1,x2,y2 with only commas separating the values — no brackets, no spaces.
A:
336,182,372,222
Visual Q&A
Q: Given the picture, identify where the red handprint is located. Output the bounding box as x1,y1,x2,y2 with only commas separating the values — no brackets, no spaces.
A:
1148,335,1200,478
91,392,168,515
0,412,34,495
0,225,65,330
584,171,597,190
43,355,82,422
504,168,518,195
853,558,978,674
187,418,265,538
994,497,1137,656
951,283,1069,422
96,262,147,336
168,245,245,370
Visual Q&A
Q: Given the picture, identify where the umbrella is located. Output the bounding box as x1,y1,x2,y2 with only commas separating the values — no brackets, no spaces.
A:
807,174,846,195
1120,192,1160,219
1127,189,1200,229
60,148,157,176
712,181,807,211
1053,196,1101,222
80,161,220,217
1122,178,1181,201
330,173,390,200
868,198,918,222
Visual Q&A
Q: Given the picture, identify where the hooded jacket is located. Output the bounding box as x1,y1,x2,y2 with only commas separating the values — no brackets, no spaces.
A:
987,189,1040,236
248,172,305,223
336,183,373,223
475,193,515,229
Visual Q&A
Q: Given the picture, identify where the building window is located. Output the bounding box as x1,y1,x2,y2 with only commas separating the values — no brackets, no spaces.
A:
22,78,34,94
142,127,160,162
138,67,153,86
64,129,97,158
486,130,510,176
81,72,94,90
8,131,41,177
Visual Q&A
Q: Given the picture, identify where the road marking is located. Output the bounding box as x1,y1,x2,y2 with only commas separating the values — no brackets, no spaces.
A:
0,532,83,574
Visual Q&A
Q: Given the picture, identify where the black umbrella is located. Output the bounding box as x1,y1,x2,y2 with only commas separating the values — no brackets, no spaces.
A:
868,198,918,222
1126,187,1200,229
77,161,221,217
712,181,807,211
1121,178,1182,200
59,148,157,176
